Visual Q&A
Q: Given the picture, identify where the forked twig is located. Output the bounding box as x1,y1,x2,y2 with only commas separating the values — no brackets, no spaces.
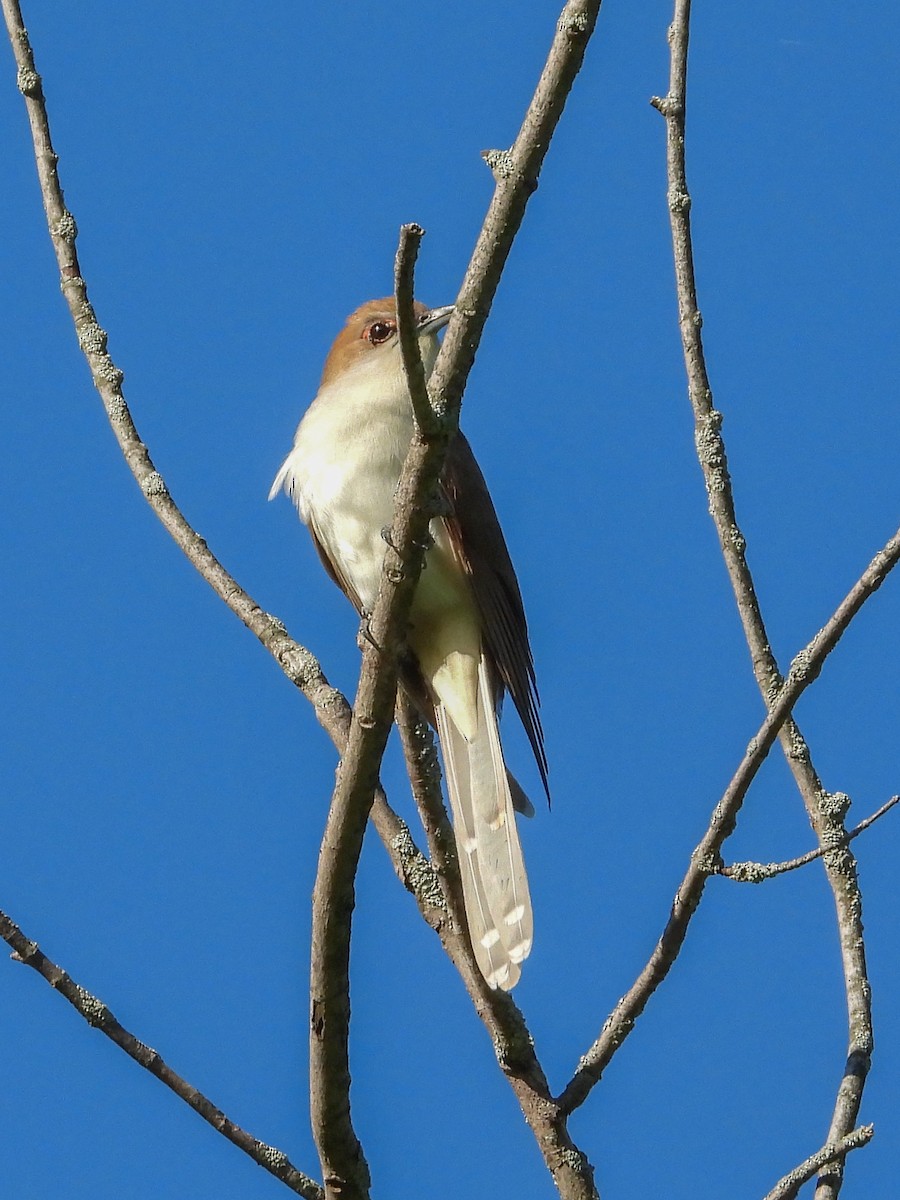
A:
762,1126,874,1200
719,797,899,882
645,2,890,1195
305,0,609,1180
559,525,900,1115
559,0,899,1127
2,1,606,1196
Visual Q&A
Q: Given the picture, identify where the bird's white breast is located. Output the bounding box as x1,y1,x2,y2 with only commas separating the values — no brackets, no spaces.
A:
270,341,484,735
272,364,415,613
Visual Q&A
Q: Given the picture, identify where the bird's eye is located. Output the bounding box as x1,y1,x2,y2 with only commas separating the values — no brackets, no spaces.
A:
365,321,395,345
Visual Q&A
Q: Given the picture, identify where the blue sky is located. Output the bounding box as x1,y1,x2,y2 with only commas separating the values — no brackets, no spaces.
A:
2,3,899,1198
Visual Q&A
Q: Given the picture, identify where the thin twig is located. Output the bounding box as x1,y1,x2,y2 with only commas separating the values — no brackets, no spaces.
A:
649,4,885,1196
393,223,436,435
308,216,465,1197
428,0,603,430
4,1,606,1197
558,525,900,1116
387,4,608,1189
394,696,465,944
718,797,899,882
0,908,324,1200
0,0,348,767
393,695,597,1197
1,5,450,1186
761,1126,874,1200
369,794,449,932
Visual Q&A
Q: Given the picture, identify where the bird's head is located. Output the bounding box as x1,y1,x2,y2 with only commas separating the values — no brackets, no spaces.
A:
319,298,454,391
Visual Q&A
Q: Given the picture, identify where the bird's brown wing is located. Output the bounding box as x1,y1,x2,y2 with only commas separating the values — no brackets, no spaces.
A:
440,433,549,799
307,519,364,615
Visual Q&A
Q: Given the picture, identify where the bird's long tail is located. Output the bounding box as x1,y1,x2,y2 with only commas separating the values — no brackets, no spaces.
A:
434,655,533,990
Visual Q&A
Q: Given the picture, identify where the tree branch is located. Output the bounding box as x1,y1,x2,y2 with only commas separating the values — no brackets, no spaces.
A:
393,695,598,1199
428,0,603,419
650,3,886,1194
718,797,899,883
394,222,436,435
761,1126,874,1200
394,695,468,953
380,6,608,1191
0,908,324,1200
1,5,443,1183
310,0,616,1153
4,2,606,1197
0,0,349,753
308,213,464,1196
559,525,900,1115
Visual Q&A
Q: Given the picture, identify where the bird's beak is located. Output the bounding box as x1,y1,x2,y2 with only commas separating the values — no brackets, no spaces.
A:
418,304,455,335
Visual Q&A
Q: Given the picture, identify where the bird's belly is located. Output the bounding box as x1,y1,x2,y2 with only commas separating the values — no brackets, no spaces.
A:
307,462,477,635
290,395,477,634
323,491,473,625
308,448,405,613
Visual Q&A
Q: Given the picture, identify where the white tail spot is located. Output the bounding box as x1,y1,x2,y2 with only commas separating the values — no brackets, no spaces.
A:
486,963,511,989
508,937,533,964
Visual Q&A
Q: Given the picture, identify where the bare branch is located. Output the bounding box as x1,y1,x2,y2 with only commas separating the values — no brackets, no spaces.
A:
0,10,453,1187
559,524,900,1116
718,797,899,882
648,3,887,1193
310,16,608,1155
4,2,605,1196
394,222,436,434
395,697,600,1193
394,707,599,1200
395,695,467,948
762,1126,874,1200
373,22,616,1186
308,219,453,1197
0,0,347,742
369,794,450,931
0,908,324,1200
429,0,603,420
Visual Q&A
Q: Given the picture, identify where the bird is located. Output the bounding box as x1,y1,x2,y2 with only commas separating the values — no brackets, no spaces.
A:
269,298,547,989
